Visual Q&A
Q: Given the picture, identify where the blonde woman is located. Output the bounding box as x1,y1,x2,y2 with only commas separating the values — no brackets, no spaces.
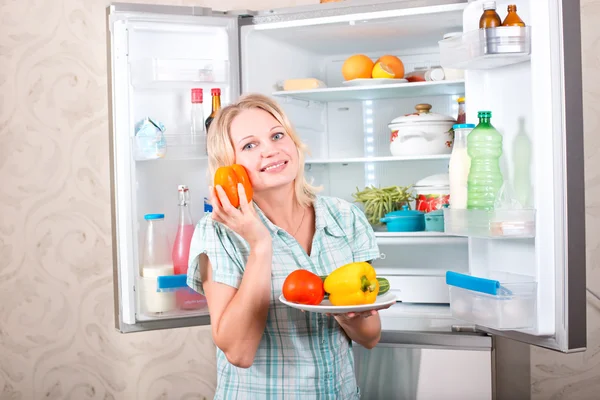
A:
187,93,385,399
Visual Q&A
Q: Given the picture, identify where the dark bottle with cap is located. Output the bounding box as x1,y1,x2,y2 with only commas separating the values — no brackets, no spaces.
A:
205,88,222,133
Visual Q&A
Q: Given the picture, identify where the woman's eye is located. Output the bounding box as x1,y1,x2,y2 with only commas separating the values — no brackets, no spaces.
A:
242,142,256,151
272,132,285,140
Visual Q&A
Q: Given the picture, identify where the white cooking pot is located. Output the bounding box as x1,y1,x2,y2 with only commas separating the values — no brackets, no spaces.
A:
388,103,456,157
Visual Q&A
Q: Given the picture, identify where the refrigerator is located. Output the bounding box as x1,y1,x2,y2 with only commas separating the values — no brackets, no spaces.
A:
106,0,586,396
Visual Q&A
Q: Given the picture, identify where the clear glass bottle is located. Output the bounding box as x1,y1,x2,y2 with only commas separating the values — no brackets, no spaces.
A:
479,1,502,29
172,185,207,310
191,88,205,135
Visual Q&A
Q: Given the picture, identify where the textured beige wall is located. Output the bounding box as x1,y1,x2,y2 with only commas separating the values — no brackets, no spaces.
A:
0,0,598,399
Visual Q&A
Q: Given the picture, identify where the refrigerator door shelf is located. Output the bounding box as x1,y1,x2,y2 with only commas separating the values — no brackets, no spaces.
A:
439,26,532,70
132,134,208,161
136,275,209,321
446,272,537,331
443,208,536,239
130,58,231,89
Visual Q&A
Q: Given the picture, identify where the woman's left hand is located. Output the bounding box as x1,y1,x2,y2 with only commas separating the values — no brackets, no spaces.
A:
327,304,392,323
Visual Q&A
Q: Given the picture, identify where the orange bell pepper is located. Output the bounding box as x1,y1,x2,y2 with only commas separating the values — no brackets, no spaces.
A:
214,164,253,208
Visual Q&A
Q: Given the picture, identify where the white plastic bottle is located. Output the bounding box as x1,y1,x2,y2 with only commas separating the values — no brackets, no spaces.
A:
449,124,475,209
140,213,176,314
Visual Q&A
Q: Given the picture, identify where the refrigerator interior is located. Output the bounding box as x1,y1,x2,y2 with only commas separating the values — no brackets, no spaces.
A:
239,0,547,335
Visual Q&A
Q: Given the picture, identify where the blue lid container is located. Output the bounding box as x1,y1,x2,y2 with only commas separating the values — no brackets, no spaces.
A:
380,205,425,232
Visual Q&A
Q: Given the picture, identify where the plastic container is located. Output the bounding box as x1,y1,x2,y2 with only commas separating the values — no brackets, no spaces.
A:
439,26,531,70
414,173,450,213
446,271,537,330
380,206,425,232
425,208,445,232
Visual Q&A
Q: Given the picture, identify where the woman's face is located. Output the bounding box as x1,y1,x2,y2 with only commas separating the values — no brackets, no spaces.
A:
229,108,299,194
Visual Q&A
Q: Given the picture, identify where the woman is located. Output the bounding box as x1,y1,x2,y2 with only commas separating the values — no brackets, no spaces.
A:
187,93,385,399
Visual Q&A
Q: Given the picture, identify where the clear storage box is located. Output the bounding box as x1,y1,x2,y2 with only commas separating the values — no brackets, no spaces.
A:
446,271,537,330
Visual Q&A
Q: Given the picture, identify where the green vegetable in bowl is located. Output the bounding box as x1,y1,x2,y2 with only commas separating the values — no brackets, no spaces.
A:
352,185,415,225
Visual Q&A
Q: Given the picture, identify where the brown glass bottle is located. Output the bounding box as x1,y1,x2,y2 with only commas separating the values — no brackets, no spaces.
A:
502,5,526,27
205,88,221,133
479,1,502,29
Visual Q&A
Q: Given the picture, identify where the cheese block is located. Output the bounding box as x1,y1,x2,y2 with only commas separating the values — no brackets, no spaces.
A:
283,78,326,91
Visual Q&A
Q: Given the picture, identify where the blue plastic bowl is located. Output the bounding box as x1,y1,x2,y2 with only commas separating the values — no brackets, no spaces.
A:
380,208,425,232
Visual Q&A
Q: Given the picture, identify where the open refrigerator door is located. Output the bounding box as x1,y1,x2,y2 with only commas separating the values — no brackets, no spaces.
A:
107,3,240,332
438,0,585,352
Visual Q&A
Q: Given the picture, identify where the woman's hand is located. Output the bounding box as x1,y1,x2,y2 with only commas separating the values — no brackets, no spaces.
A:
211,183,271,249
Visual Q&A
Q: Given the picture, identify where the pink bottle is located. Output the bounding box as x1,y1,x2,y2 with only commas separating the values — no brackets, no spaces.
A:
172,185,207,310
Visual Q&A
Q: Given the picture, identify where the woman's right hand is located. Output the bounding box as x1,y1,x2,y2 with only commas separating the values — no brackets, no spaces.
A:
211,183,271,249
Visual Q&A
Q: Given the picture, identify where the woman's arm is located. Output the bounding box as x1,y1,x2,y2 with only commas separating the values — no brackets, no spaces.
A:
335,310,382,349
200,239,272,368
199,184,273,368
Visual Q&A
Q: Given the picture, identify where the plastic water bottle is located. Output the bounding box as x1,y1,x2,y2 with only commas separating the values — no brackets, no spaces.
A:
467,111,504,210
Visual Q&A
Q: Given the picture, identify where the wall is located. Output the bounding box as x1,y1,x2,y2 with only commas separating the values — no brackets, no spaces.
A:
0,0,598,399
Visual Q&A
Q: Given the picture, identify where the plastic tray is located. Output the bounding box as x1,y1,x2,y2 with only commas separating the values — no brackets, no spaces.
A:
133,134,208,161
443,208,535,238
130,58,230,88
446,271,537,330
439,26,531,70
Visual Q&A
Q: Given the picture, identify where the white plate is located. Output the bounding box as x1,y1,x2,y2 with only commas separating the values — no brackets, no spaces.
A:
343,78,408,86
278,292,397,314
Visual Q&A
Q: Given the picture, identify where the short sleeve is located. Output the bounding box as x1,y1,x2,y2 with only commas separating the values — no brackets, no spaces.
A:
349,203,380,263
186,214,248,295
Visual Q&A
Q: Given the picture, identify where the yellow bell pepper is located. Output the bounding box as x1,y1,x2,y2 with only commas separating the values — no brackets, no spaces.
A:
323,262,380,306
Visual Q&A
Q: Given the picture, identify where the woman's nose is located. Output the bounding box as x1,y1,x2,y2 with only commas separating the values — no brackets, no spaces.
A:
261,143,279,158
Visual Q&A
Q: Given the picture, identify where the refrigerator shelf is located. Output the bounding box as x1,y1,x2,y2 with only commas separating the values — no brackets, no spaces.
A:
446,271,537,330
272,80,465,102
130,58,230,88
136,275,208,321
132,134,208,161
439,26,531,70
443,208,536,239
305,154,451,164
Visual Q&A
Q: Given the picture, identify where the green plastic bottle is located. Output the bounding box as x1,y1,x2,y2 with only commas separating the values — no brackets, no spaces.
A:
467,111,504,210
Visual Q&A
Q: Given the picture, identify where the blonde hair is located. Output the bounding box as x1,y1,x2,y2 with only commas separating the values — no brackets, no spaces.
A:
207,93,321,207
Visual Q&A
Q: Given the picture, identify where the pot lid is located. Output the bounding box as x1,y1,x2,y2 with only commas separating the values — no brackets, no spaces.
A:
390,104,456,125
415,173,450,188
384,204,423,217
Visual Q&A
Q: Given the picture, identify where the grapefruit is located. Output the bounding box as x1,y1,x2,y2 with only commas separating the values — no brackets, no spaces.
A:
376,55,405,78
342,54,374,81
372,62,395,79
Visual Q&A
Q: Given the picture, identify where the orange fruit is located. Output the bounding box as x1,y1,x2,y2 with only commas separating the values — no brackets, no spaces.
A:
376,55,405,78
342,54,375,81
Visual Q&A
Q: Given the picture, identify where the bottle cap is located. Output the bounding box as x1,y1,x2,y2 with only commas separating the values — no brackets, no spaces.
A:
211,88,221,96
457,97,465,103
483,1,496,10
477,111,492,118
191,88,203,104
